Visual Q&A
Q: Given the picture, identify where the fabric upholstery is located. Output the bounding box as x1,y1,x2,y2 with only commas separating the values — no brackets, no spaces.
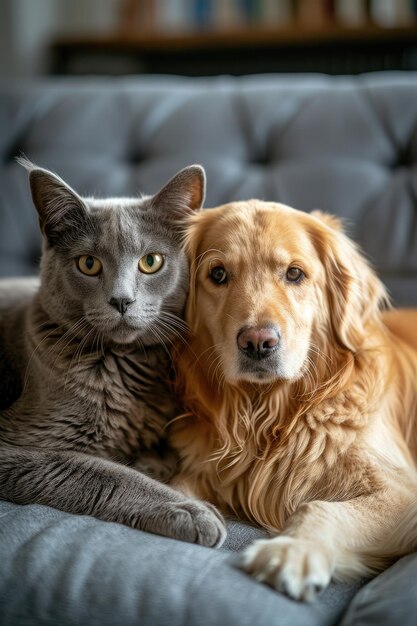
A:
1,73,417,305
340,553,417,626
0,500,361,626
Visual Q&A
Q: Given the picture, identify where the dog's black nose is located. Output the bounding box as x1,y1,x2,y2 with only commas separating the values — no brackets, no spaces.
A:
109,297,135,315
237,326,280,360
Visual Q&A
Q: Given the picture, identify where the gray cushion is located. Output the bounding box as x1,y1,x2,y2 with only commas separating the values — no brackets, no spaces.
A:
0,500,361,626
340,553,417,626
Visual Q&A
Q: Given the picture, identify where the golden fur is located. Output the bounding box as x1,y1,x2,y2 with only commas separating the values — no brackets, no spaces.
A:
171,200,417,600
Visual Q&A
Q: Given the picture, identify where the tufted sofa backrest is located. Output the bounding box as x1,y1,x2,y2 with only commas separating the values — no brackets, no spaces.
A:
1,73,416,305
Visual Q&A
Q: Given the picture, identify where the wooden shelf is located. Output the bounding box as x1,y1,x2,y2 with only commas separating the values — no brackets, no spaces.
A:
50,24,417,76
52,23,417,52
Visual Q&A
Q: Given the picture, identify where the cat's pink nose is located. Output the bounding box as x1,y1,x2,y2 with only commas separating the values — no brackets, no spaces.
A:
237,326,280,360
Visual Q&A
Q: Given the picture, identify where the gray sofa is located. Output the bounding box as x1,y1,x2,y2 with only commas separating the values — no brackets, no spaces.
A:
1,73,417,625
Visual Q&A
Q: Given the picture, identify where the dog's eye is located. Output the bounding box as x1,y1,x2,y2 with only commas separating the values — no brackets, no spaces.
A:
210,266,227,284
286,267,304,282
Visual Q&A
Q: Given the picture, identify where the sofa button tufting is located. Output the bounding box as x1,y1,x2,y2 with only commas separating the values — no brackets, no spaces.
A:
251,154,271,166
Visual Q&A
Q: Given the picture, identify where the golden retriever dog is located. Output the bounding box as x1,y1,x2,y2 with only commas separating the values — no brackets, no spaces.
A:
171,200,417,601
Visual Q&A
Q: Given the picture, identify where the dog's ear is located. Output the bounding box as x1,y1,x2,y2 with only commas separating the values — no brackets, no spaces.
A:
310,210,344,232
311,220,389,352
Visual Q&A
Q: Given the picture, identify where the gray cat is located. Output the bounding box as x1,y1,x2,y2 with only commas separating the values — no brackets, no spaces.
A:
0,160,225,547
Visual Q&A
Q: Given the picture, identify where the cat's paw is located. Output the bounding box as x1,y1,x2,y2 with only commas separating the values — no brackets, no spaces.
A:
238,536,333,602
151,500,227,548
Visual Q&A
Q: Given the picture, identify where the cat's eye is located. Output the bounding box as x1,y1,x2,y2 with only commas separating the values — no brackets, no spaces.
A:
210,265,228,285
286,267,304,283
77,255,102,276
138,253,164,274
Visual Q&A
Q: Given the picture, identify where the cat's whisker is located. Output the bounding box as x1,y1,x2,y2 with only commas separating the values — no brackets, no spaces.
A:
154,318,184,343
159,311,189,331
92,328,102,358
147,324,177,373
23,327,57,391
26,318,61,335
62,321,94,391
47,318,90,388
45,316,87,350
153,319,197,373
48,317,89,360
155,319,191,352
156,315,195,358
99,331,105,360
158,322,188,340
23,320,84,392
74,327,96,372
135,336,147,359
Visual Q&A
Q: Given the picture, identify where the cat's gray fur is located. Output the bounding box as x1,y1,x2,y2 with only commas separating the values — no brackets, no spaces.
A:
0,160,226,547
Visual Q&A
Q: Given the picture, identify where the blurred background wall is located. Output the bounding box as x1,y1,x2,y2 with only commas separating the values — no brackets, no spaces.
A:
0,0,119,78
1,0,417,78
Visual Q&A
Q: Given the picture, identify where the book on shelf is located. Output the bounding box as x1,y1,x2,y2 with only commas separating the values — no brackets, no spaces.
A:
297,0,333,26
333,0,367,25
370,0,416,26
120,0,417,34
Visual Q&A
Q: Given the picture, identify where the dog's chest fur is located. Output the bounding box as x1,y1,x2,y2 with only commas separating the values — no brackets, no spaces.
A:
173,388,378,531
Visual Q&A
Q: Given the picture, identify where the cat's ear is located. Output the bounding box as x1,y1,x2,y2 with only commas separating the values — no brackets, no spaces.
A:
18,157,89,245
150,165,206,219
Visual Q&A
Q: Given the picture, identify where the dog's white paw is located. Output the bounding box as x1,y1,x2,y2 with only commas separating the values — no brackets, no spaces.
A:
238,536,333,602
